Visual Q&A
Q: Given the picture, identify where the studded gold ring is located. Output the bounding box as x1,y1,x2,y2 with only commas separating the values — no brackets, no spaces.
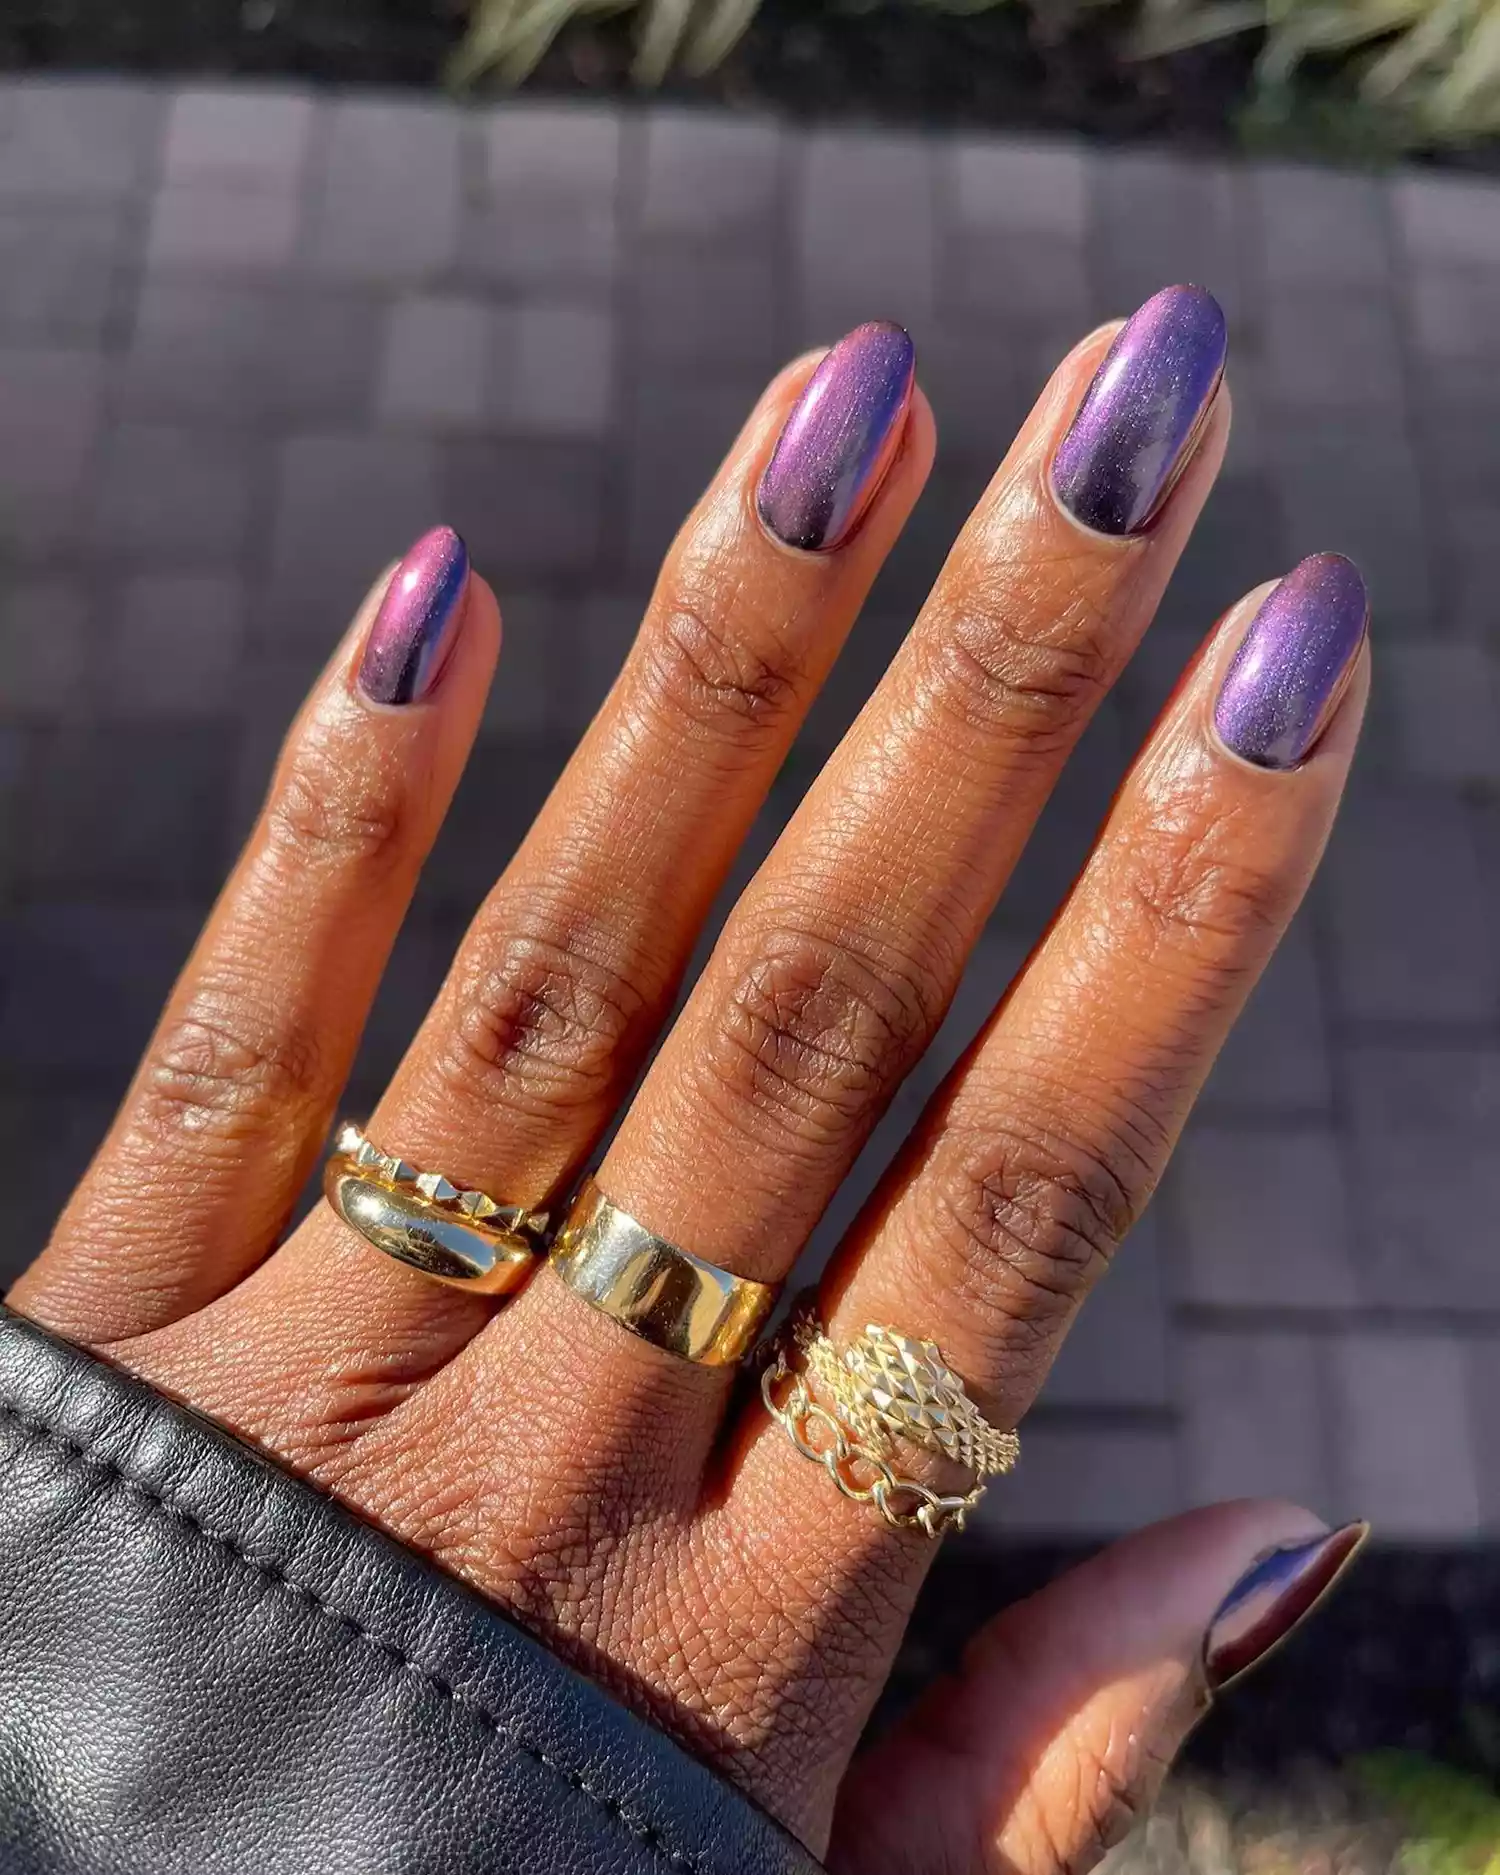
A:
323,1124,548,1297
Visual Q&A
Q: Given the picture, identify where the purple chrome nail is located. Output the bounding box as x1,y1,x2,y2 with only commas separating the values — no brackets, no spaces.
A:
357,525,470,706
1214,553,1368,769
1052,285,1227,536
757,321,916,553
1205,1521,1368,1692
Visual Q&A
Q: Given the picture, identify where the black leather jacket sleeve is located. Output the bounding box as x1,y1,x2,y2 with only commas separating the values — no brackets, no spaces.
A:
0,1305,825,1875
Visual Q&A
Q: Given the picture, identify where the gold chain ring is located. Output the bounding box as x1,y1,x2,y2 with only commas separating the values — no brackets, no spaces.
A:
760,1347,983,1539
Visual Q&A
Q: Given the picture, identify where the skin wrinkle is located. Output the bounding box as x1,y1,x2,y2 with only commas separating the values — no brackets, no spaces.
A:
14,301,1376,1867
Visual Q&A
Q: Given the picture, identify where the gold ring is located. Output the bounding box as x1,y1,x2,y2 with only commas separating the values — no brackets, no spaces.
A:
323,1124,547,1297
548,1178,777,1366
795,1312,1020,1478
758,1306,1019,1538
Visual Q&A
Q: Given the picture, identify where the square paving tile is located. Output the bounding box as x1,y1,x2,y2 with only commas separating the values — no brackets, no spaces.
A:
306,98,461,283
92,424,261,568
0,349,104,556
1174,1121,1357,1310
1182,1329,1339,1514
162,87,315,189
1346,1044,1500,1309
1331,1332,1482,1538
639,110,783,236
0,578,95,718
0,80,162,200
0,202,134,346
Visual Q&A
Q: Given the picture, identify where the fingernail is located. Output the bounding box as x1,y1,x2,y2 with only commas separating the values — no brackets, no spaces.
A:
357,525,470,706
1205,1520,1368,1692
1214,552,1368,769
757,321,916,553
1052,284,1226,536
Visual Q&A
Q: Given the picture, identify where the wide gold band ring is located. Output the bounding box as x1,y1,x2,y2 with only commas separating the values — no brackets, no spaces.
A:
323,1124,547,1297
549,1178,777,1367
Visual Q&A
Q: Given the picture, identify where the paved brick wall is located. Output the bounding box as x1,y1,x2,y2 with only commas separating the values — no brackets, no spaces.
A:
1,79,1497,1539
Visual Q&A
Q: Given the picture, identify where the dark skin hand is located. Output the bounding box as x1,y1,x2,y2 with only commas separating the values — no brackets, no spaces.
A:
14,298,1371,1870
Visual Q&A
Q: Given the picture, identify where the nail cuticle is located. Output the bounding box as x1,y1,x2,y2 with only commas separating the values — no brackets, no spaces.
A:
357,525,470,707
1051,284,1227,539
756,321,916,554
1204,1520,1369,1693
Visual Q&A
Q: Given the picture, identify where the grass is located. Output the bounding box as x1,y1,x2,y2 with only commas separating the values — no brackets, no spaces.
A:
1107,1761,1500,1875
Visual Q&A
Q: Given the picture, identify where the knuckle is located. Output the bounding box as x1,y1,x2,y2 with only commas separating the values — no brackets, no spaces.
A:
922,571,1117,757
706,923,938,1154
1122,805,1293,966
975,1615,1177,1875
265,744,413,881
934,1113,1161,1342
436,926,645,1124
140,993,325,1141
1023,1733,1164,1875
639,594,805,738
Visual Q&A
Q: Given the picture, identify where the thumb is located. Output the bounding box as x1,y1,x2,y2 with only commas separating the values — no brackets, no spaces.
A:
828,1501,1367,1875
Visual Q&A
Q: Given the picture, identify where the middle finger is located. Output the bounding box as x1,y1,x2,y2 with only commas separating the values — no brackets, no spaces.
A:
461,286,1229,1464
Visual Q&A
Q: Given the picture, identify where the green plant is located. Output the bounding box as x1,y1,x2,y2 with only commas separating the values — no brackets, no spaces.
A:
1134,0,1500,140
451,0,762,85
1355,1752,1500,1874
452,0,1016,86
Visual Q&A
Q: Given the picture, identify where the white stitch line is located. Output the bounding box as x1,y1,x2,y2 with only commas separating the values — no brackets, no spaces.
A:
0,1400,712,1875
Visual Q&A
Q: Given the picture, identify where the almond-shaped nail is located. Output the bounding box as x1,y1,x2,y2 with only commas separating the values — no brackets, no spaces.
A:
757,321,916,553
1214,553,1368,769
1205,1521,1368,1692
1052,285,1226,536
357,526,470,706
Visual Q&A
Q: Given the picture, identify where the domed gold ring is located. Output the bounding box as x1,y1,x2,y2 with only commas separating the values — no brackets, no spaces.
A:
323,1124,548,1298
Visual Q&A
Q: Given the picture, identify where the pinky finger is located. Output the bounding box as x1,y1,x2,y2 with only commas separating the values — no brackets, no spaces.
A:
11,528,497,1346
828,1503,1368,1875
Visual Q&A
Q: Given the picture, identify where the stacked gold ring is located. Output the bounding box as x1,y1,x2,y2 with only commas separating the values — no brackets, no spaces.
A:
761,1305,1019,1539
323,1124,548,1296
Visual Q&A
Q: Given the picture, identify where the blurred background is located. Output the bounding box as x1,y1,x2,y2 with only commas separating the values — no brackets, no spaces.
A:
1,1,1499,1864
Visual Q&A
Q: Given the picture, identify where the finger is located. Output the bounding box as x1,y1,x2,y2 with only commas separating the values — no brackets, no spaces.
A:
600,289,1227,1293
507,286,1226,1465
331,290,1232,1650
11,530,496,1344
129,331,934,1436
822,554,1372,1425
707,556,1369,1825
828,1506,1368,1874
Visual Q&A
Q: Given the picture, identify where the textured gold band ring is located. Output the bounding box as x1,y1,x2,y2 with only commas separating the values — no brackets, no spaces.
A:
760,1306,1020,1538
794,1311,1020,1478
549,1177,777,1367
323,1124,548,1297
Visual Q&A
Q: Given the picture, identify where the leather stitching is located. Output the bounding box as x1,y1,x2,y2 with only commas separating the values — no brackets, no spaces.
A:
0,1400,715,1875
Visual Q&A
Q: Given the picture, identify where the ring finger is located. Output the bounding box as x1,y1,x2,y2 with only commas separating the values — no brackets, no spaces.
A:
726,552,1371,1838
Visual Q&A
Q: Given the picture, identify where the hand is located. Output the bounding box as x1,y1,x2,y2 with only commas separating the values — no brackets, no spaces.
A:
12,290,1371,1872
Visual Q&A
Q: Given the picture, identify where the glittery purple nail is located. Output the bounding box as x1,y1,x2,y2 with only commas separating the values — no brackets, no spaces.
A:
1205,1522,1368,1691
357,526,469,706
757,321,916,553
1052,285,1227,536
1214,553,1368,769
